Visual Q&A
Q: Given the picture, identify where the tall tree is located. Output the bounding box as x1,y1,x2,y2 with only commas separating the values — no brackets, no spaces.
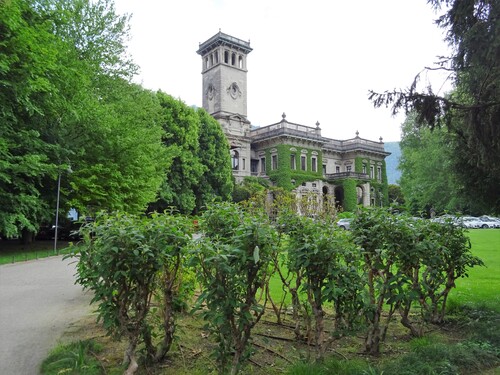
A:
0,0,62,238
151,93,205,214
150,94,233,214
0,0,164,238
194,108,233,211
369,0,500,213
398,113,465,215
66,78,166,215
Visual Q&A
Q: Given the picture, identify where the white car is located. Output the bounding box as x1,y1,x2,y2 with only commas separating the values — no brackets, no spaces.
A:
337,218,353,230
431,215,461,226
477,216,500,228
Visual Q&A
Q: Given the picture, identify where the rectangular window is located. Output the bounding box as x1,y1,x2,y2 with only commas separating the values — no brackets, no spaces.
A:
335,166,340,173
242,158,246,171
251,159,258,173
260,158,266,173
370,166,374,179
363,164,367,174
301,155,306,171
377,167,382,181
323,164,327,174
346,166,352,172
272,155,278,170
311,157,317,172
290,154,296,169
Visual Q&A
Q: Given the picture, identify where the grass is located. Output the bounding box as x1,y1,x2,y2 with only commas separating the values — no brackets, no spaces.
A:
0,239,72,265
450,229,500,312
40,340,104,375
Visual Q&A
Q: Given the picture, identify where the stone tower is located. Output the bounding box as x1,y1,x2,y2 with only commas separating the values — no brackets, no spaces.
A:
197,31,253,180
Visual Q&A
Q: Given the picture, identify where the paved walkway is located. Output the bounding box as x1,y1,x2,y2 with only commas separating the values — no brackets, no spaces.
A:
0,256,92,375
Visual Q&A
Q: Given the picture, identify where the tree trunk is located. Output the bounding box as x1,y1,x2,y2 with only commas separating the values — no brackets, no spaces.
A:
20,229,34,244
123,340,139,375
155,289,176,361
142,324,155,360
365,310,381,355
399,304,423,337
230,349,242,375
266,286,283,325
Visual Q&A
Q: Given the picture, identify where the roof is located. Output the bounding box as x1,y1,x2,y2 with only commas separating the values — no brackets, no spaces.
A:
197,31,253,56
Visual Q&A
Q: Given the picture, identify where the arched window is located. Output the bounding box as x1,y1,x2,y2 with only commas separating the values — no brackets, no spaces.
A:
238,55,243,68
209,54,214,67
357,186,363,204
231,52,236,66
231,150,239,170
224,50,229,64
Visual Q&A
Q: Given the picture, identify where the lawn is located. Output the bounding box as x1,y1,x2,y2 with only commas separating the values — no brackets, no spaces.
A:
451,229,500,312
0,239,72,265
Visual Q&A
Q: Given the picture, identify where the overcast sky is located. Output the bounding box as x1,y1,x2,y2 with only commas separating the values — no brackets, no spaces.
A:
114,0,453,142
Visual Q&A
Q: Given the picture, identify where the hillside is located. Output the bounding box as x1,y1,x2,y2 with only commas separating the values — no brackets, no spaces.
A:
384,142,401,185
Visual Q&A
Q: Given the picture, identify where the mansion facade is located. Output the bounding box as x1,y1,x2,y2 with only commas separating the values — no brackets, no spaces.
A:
197,32,390,211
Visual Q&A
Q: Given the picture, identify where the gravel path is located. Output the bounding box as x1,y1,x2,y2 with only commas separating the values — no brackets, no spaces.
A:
0,256,92,375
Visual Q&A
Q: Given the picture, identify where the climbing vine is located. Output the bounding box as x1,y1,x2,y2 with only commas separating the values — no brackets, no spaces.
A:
266,144,323,191
341,179,358,212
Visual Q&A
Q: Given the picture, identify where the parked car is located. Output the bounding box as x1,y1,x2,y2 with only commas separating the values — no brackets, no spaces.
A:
431,215,461,226
477,216,500,228
461,216,482,228
35,220,84,241
337,218,353,230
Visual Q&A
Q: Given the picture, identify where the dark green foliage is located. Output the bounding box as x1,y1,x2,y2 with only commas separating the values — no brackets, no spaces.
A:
232,176,269,203
152,94,232,214
387,184,405,207
195,108,233,210
152,93,203,214
369,0,500,213
399,112,466,215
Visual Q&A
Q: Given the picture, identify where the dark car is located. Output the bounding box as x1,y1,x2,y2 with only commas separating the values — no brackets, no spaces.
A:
35,221,84,241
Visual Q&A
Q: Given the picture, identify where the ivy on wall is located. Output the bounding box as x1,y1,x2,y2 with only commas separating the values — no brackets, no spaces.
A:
355,157,364,173
341,179,358,212
380,160,389,206
266,144,323,191
354,156,389,207
259,144,389,210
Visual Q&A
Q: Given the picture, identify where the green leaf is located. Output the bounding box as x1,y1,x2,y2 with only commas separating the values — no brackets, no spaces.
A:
253,245,260,264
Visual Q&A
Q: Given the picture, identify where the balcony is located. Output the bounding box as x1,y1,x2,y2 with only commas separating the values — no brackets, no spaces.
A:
250,118,323,143
323,137,388,154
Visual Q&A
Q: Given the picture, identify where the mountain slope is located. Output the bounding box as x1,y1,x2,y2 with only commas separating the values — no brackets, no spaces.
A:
384,142,401,185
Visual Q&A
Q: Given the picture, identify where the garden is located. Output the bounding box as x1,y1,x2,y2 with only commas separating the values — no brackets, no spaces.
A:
38,196,500,375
